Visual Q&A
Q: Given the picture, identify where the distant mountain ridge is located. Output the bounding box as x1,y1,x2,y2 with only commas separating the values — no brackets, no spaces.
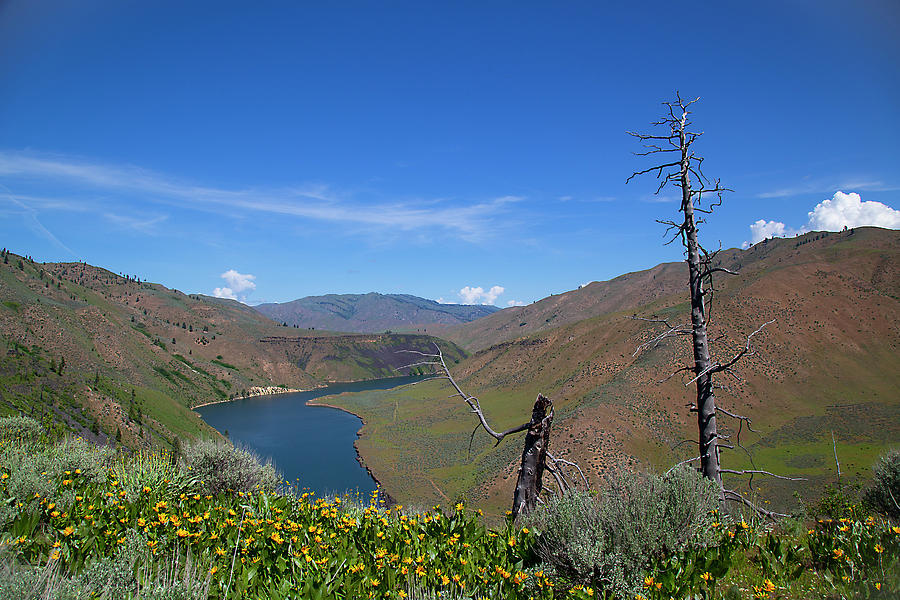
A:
255,292,501,333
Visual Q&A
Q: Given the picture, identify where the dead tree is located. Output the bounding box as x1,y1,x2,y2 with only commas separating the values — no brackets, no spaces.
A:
401,345,586,519
626,93,801,518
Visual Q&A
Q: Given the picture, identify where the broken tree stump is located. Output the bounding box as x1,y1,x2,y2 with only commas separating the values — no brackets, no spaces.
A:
511,394,553,519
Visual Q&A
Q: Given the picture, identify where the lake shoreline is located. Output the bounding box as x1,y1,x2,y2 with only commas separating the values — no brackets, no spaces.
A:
194,378,417,505
306,397,397,507
192,386,308,409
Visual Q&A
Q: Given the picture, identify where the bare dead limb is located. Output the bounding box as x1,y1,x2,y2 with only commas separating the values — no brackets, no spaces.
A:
398,347,530,445
715,406,758,433
400,345,585,518
711,319,775,375
630,316,691,357
721,469,806,482
665,456,701,475
832,431,842,481
547,452,590,488
543,463,568,493
723,489,790,521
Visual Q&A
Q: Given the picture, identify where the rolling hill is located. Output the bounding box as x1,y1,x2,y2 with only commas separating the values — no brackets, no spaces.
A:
316,227,900,515
0,251,465,450
255,292,500,334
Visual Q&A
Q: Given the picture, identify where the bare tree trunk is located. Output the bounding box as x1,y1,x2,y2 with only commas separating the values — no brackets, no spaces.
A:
677,120,724,498
628,93,797,517
511,394,553,519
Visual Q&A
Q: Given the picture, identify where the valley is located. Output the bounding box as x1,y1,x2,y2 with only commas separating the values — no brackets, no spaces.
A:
1,227,897,517
315,227,900,515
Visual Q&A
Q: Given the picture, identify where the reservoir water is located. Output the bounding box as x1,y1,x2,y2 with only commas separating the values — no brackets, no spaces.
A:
196,376,420,498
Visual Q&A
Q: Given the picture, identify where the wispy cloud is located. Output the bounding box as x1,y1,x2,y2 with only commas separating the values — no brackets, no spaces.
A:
758,179,900,199
0,183,75,256
103,212,169,234
640,194,678,204
0,151,520,242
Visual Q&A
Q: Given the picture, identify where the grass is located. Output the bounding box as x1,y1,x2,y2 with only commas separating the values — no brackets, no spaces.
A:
1,420,898,599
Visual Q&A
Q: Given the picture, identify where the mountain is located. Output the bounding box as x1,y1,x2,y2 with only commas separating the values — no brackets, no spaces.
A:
0,251,465,450
317,227,900,515
254,293,500,334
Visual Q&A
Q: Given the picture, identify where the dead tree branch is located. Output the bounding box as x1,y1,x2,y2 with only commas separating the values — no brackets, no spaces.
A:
723,488,790,521
399,345,585,519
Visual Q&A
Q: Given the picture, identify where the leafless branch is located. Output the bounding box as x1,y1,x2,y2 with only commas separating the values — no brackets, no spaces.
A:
398,346,529,445
547,452,589,488
716,406,758,433
543,463,568,492
665,456,701,475
631,316,691,356
723,489,790,521
712,319,775,374
832,431,841,481
721,469,806,482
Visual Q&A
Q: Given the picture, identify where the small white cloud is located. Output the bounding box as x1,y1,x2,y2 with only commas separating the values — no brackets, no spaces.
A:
744,191,900,247
807,191,900,231
749,219,795,244
506,299,525,307
214,269,256,302
221,269,256,293
458,285,505,305
580,281,593,289
213,287,238,300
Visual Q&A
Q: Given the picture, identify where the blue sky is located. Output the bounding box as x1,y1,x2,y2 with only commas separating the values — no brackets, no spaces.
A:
1,1,898,306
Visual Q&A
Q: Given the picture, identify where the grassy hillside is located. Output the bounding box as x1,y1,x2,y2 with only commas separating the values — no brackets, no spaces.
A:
319,228,900,515
255,292,500,334
0,250,465,450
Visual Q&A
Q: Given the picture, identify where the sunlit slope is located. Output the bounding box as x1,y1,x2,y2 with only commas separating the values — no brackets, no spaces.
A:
0,252,464,449
322,228,900,515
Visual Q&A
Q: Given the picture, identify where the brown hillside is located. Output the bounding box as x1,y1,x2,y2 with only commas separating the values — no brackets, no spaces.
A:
0,254,464,449
323,227,900,515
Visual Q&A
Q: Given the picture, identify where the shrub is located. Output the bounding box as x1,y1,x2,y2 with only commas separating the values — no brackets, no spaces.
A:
179,438,280,496
0,416,43,444
602,465,720,559
112,449,194,499
807,481,864,521
0,435,112,527
527,489,610,586
864,449,900,519
526,466,720,597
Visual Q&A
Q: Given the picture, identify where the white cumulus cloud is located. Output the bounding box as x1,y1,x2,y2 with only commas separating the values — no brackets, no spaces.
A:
748,220,796,245
458,285,505,305
213,269,256,302
213,287,238,300
506,299,525,307
745,191,900,247
807,191,900,231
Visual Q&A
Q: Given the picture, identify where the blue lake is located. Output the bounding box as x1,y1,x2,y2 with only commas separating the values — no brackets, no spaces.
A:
196,376,420,498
